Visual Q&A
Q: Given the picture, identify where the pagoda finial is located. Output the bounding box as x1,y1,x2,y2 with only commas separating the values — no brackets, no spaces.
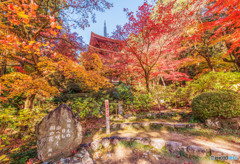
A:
104,20,107,37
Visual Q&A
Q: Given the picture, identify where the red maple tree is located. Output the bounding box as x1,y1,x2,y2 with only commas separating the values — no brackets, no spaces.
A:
199,0,240,70
112,1,194,91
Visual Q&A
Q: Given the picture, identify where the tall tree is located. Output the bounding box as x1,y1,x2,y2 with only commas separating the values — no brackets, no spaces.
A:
112,1,193,91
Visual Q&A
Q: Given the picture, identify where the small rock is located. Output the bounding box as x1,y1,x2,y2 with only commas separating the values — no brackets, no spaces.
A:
174,124,186,128
132,123,141,128
161,123,174,128
121,137,134,142
125,123,132,128
120,123,130,129
205,119,221,129
111,124,119,129
187,123,198,128
102,138,110,148
187,145,207,157
59,159,66,164
167,112,175,116
94,152,101,159
110,136,121,145
152,154,161,160
91,140,101,151
181,146,188,154
157,113,165,117
110,136,121,141
166,141,182,155
221,118,240,129
147,113,153,118
143,152,148,156
150,138,165,150
65,158,71,162
75,153,83,158
230,118,240,129
82,156,94,164
135,137,150,145
75,151,88,158
150,122,161,128
79,143,89,148
141,122,150,127
71,158,81,164
112,138,119,145
124,114,132,118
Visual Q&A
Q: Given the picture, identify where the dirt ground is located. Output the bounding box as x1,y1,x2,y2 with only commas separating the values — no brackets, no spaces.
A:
104,128,240,153
81,109,240,164
93,143,228,164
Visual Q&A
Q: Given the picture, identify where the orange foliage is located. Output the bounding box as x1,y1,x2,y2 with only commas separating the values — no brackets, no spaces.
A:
0,0,113,108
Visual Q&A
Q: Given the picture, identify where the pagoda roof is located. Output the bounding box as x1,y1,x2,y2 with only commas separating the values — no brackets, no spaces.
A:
89,32,121,46
88,32,122,54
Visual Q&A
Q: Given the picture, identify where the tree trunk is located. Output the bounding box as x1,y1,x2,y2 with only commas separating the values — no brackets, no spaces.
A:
233,53,240,71
157,99,161,111
145,73,150,92
206,58,214,71
160,75,166,88
224,41,240,71
24,94,36,109
0,59,6,77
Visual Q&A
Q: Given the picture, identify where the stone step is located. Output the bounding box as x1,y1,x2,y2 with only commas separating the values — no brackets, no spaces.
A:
120,112,188,119
109,122,199,130
48,136,240,163
83,136,240,162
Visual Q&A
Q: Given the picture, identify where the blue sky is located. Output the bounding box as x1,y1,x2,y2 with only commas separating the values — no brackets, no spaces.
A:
71,0,146,44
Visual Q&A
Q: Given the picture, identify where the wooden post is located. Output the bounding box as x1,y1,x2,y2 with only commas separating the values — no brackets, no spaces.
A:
118,101,123,115
105,100,110,134
115,103,118,119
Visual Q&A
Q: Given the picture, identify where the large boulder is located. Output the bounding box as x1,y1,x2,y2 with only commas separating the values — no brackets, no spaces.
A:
36,104,82,162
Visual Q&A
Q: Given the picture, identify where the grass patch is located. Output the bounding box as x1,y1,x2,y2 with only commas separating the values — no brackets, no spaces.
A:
160,114,170,119
117,140,153,152
150,124,163,130
160,145,168,154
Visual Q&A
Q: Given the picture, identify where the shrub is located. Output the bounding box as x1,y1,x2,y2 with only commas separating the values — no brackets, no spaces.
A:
151,84,190,108
133,91,152,110
0,104,51,150
158,71,240,107
113,83,133,101
71,97,102,119
191,91,240,122
187,71,240,98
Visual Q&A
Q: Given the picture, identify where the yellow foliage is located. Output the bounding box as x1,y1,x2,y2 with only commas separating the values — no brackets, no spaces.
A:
0,72,59,102
38,53,112,92
81,52,103,71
